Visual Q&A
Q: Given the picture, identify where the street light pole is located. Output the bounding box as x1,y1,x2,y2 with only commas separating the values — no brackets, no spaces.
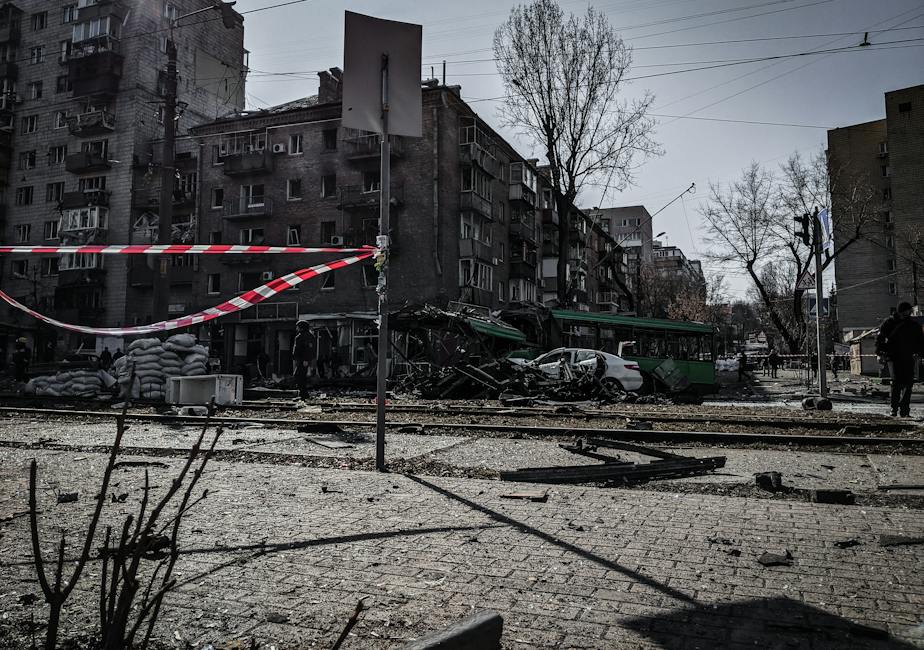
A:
152,40,177,323
375,55,391,472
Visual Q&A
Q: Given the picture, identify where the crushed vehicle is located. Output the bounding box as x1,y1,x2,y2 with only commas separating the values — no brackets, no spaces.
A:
510,347,644,392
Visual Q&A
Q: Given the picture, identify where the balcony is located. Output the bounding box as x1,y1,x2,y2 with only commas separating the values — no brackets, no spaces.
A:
597,291,621,305
338,184,404,210
0,61,17,80
541,208,559,226
60,190,110,209
220,254,263,267
569,224,588,243
65,151,111,174
509,183,536,207
75,1,127,21
68,39,123,97
344,133,403,160
128,263,195,286
68,110,115,137
53,307,104,325
222,149,274,176
0,21,20,44
222,197,274,220
57,268,106,287
510,258,537,279
460,191,493,221
459,142,498,177
458,238,494,264
509,219,537,245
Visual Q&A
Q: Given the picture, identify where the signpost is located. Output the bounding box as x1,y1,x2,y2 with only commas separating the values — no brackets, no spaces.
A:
342,12,422,471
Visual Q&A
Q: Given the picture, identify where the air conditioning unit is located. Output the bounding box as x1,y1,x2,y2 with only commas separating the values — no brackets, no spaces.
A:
271,143,286,154
330,235,345,246
261,271,274,281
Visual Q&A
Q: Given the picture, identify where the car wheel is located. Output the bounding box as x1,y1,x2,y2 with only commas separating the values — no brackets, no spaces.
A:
601,377,624,392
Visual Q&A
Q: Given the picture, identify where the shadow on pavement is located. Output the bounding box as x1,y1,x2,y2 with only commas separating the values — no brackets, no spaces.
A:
405,474,697,606
622,595,917,649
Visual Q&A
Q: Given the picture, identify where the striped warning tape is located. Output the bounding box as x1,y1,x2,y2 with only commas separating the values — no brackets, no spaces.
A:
0,252,375,336
0,244,377,255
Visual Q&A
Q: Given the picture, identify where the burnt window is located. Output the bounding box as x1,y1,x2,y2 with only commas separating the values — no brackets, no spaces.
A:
898,102,911,114
322,128,337,151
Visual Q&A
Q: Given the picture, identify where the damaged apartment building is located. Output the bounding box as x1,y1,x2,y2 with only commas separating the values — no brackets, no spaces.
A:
0,0,247,362
179,69,631,377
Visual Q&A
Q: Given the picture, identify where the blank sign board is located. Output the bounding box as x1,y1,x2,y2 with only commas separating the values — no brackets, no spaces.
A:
342,11,422,138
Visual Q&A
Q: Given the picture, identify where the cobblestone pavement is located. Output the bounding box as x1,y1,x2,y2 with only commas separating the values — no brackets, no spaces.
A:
1,421,924,648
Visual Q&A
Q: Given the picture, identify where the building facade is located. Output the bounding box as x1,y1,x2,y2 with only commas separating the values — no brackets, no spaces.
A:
0,0,246,362
586,204,653,299
829,84,924,333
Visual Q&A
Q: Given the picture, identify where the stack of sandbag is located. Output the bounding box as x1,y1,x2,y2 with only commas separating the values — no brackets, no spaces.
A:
25,369,110,397
116,334,210,400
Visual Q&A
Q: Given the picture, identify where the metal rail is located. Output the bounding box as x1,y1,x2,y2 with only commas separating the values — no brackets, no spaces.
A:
1,406,921,447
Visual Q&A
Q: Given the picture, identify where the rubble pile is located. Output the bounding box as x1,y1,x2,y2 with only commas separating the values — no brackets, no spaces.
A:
24,369,114,398
394,358,629,403
114,334,209,401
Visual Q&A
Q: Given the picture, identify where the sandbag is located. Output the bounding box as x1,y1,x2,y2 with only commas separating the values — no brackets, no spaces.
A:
128,338,163,352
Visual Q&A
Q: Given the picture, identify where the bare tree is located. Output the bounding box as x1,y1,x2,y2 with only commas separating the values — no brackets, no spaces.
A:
701,151,877,353
494,0,661,305
638,266,724,323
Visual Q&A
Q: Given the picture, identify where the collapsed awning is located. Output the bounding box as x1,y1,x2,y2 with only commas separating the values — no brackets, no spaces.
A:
465,317,527,342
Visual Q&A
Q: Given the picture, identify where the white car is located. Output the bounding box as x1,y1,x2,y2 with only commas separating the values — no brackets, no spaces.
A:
517,347,644,392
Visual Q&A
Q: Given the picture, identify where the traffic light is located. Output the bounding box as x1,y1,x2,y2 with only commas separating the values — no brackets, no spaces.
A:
215,1,241,29
794,213,811,246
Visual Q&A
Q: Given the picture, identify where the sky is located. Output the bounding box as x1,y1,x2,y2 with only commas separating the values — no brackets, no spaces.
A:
232,0,924,300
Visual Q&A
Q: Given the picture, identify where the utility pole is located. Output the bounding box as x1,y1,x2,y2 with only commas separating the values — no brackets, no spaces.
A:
375,54,391,472
153,40,177,323
913,262,919,308
812,206,827,399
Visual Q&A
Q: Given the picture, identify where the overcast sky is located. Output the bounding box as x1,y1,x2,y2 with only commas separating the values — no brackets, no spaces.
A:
235,0,923,300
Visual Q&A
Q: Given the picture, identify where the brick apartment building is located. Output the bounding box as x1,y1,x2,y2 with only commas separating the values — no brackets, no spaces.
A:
586,204,654,307
183,71,559,375
829,84,924,335
0,0,246,362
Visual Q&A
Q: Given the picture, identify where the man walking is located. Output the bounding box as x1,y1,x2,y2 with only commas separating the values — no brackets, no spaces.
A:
768,349,780,378
292,320,315,400
876,302,924,417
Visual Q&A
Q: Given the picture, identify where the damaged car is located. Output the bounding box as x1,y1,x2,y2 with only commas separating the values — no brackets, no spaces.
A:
512,347,644,392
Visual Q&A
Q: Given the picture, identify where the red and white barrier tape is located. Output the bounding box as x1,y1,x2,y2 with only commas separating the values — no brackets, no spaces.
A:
0,252,374,336
0,244,377,255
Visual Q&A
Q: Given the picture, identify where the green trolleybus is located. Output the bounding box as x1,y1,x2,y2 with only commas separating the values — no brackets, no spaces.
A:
550,310,717,392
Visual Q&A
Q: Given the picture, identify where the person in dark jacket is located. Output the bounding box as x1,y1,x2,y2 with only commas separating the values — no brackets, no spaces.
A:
768,349,780,378
99,346,112,371
12,338,30,383
292,320,316,399
876,301,924,417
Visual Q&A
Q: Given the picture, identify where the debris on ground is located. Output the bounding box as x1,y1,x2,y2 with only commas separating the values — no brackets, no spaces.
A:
499,438,725,485
834,538,862,549
755,471,791,493
879,534,924,547
810,489,856,505
758,550,794,566
56,492,78,504
500,489,549,502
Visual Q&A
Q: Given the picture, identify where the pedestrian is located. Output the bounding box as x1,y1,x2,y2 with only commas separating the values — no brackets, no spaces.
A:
99,346,112,371
876,301,924,417
112,348,124,363
768,349,780,378
12,337,30,384
737,350,748,382
292,320,315,399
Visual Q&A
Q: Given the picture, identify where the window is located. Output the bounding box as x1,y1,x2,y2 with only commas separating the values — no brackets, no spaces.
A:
54,111,69,129
209,231,222,244
48,145,67,165
164,3,179,21
72,16,120,44
289,133,303,154
55,76,71,94
28,81,43,99
321,272,335,291
78,176,106,191
63,5,77,24
19,151,36,170
459,259,493,291
362,265,377,288
159,36,169,54
286,226,301,246
60,253,103,270
83,139,109,158
45,182,65,203
32,12,48,31
30,46,45,65
884,210,894,224
211,187,224,209
43,220,59,240
883,188,892,201
362,170,380,193
287,178,303,200
321,174,336,198
40,257,59,277
881,165,891,177
320,221,336,244
498,281,506,302
888,259,896,272
15,187,34,205
239,228,264,244
887,236,895,249
207,273,221,294
238,271,261,292
22,115,38,134
12,260,28,277
898,101,911,114
322,129,337,151
242,184,264,207
59,40,72,63
60,207,108,231
15,224,31,243
889,282,897,295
